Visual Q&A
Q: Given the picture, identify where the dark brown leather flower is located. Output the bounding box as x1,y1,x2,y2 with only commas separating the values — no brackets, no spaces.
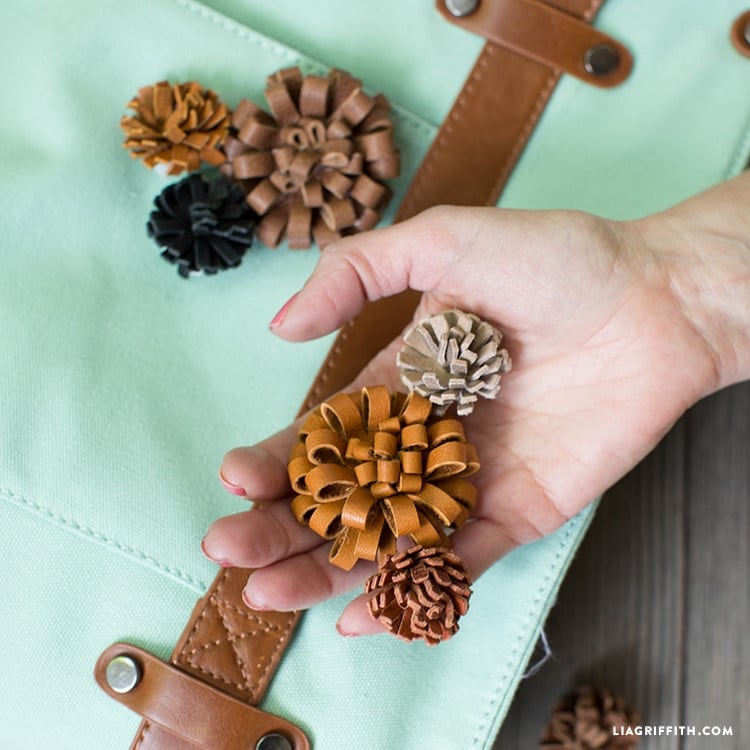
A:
288,387,478,570
365,545,472,645
121,81,230,175
539,686,640,749
223,67,400,249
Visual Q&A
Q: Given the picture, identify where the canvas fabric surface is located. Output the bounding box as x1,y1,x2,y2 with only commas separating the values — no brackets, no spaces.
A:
1,1,749,748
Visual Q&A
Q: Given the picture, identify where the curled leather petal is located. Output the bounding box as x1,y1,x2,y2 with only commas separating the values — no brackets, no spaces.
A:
287,387,480,569
121,81,231,175
223,67,399,249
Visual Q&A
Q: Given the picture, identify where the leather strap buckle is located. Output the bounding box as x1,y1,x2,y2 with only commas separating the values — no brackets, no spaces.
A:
95,643,310,750
437,0,633,87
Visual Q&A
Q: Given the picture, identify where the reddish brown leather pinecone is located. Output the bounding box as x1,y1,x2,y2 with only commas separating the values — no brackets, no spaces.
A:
539,686,640,749
365,545,472,645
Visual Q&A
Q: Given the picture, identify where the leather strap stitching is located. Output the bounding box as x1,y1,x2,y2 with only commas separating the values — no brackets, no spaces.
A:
132,722,151,749
488,0,605,198
489,61,559,202
214,573,296,702
396,47,494,221
172,570,298,704
304,327,351,411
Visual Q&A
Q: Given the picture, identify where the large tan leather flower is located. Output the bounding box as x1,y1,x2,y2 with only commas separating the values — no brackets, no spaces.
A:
288,386,479,570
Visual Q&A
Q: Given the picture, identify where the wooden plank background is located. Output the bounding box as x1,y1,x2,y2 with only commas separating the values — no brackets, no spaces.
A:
493,381,749,749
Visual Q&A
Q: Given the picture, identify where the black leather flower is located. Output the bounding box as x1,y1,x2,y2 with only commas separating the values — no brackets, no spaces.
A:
147,174,257,278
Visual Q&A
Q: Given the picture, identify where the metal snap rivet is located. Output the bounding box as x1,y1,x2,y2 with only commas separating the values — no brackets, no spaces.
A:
445,0,479,18
583,43,620,76
255,734,293,750
744,20,750,46
105,655,141,694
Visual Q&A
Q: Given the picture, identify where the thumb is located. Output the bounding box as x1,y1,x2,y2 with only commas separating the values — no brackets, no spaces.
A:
268,207,466,341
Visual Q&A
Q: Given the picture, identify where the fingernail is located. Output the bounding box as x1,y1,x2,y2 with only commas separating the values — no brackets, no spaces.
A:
242,588,270,611
200,537,230,567
269,292,299,329
336,621,359,638
218,468,247,497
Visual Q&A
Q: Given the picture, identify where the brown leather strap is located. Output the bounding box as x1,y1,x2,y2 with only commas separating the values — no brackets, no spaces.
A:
98,2,622,747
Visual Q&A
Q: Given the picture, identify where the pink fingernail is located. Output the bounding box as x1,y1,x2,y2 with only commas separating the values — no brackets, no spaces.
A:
200,538,221,564
269,292,299,329
336,621,359,638
242,588,270,611
219,469,247,497
201,538,231,567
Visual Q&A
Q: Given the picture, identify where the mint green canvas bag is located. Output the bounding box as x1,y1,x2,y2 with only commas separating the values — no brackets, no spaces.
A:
1,1,749,748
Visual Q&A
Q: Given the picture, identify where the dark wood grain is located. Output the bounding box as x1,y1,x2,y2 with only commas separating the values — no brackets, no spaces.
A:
682,384,749,750
493,382,750,750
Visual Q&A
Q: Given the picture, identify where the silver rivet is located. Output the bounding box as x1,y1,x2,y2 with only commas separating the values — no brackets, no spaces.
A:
445,0,479,18
255,733,293,750
744,21,750,46
105,655,141,694
583,43,620,76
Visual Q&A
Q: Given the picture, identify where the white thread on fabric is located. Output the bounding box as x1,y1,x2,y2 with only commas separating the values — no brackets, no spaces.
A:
1,487,208,591
522,628,553,679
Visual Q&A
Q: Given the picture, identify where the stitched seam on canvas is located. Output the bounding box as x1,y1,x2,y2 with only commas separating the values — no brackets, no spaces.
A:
0,486,207,591
171,0,435,138
470,515,581,748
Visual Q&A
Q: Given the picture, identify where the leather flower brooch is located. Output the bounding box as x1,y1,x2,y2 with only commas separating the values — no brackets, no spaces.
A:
121,68,400,277
288,309,511,644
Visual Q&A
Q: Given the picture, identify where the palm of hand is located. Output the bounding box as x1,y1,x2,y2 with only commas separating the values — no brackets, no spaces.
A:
204,207,715,634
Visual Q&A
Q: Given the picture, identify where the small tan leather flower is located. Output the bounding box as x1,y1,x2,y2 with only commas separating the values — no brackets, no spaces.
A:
365,545,472,645
121,81,230,175
398,309,511,416
288,387,479,570
223,67,400,249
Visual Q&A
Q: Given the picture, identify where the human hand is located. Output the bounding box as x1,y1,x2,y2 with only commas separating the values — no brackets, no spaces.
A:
203,174,750,636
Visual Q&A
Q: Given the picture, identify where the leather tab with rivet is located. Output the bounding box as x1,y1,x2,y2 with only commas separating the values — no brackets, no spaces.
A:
95,643,309,750
437,0,633,87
